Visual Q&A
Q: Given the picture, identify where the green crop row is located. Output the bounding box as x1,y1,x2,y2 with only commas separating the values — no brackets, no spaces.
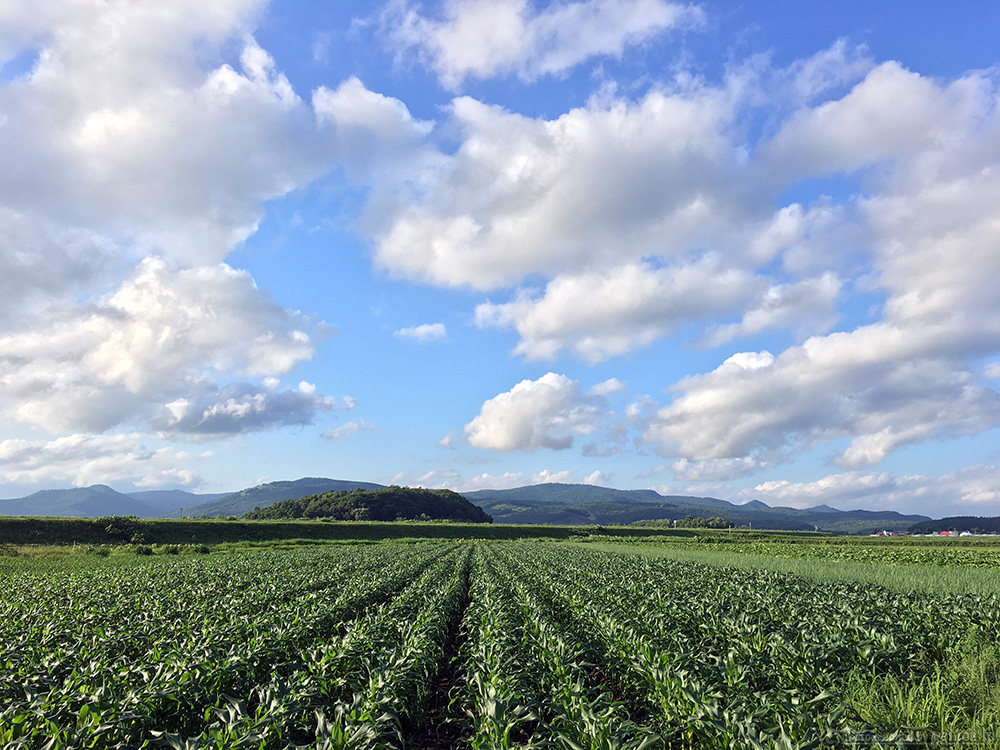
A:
700,539,1000,568
2,542,998,748
0,544,455,747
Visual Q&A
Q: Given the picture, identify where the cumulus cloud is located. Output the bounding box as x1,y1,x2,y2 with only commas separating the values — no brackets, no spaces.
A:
312,76,437,179
361,49,1000,477
0,2,448,447
0,208,120,325
589,378,626,397
746,465,1000,517
322,419,375,441
0,3,450,458
464,372,608,451
764,61,960,180
369,85,757,289
0,433,211,488
782,39,875,103
671,456,765,481
0,258,332,435
2,25,324,268
394,322,448,342
698,272,841,348
384,0,703,88
0,2,432,300
639,63,1000,471
154,381,345,439
368,63,865,361
475,259,759,362
647,343,1000,468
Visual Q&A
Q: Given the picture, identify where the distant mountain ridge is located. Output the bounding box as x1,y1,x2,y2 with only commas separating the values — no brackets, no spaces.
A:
0,478,931,533
0,485,159,518
464,483,930,534
130,489,231,511
165,478,387,518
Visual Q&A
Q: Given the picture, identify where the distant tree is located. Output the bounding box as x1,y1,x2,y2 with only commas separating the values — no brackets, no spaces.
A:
244,486,492,524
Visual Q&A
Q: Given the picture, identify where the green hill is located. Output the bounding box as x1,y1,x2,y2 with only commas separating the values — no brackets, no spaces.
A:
167,478,385,518
244,485,493,523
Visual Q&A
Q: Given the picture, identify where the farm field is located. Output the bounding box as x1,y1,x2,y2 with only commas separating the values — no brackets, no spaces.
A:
2,541,999,748
576,534,1000,597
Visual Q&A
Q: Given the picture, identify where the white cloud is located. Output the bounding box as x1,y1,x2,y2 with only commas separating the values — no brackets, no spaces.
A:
385,0,703,89
464,372,606,451
698,272,841,348
394,322,448,342
312,76,436,178
588,378,626,397
584,470,610,486
763,62,952,180
0,4,432,289
4,2,1000,501
322,419,375,441
364,53,1000,480
646,341,1000,468
476,259,759,362
746,465,1000,517
153,382,345,439
2,24,329,267
0,208,120,324
0,5,436,448
671,456,764,481
639,64,1000,471
366,58,867,362
370,86,753,290
782,39,875,103
0,258,332,435
0,433,211,488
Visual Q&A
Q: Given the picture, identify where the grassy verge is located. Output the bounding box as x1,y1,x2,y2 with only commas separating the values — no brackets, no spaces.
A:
843,625,1000,747
573,539,1000,596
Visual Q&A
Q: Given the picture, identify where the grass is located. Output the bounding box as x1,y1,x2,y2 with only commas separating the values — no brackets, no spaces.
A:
574,539,1000,597
843,625,1000,747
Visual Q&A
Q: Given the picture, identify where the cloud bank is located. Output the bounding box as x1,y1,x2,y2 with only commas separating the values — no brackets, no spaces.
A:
385,0,703,88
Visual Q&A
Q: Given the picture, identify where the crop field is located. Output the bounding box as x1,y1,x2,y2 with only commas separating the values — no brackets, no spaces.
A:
671,537,1000,569
2,541,999,749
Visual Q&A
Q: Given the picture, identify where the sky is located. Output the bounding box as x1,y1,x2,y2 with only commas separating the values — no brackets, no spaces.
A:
1,1,999,518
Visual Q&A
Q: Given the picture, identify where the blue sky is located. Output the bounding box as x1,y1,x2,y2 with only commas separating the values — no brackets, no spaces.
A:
2,1,1000,518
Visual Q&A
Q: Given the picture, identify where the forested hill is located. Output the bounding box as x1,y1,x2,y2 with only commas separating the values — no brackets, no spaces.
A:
166,478,386,518
244,486,493,524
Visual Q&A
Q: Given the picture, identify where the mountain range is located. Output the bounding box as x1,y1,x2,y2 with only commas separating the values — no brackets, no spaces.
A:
0,478,932,534
0,485,227,519
461,484,929,534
